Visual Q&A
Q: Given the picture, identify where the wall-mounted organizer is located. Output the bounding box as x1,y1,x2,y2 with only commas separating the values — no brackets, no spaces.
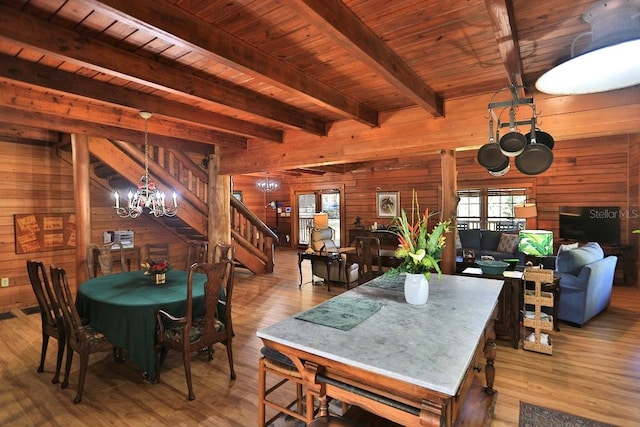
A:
522,268,554,354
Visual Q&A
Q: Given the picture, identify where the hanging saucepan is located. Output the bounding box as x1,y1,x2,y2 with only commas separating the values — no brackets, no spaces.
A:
478,119,509,170
499,107,526,157
526,128,554,150
487,156,510,176
516,126,553,175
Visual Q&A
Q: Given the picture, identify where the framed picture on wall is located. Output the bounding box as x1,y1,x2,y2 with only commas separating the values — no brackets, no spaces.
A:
232,191,243,202
377,191,399,218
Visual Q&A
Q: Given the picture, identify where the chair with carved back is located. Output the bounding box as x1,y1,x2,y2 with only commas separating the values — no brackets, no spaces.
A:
185,241,208,269
86,242,127,278
49,266,112,404
354,236,383,285
155,260,236,400
26,260,65,384
213,242,235,263
146,243,170,262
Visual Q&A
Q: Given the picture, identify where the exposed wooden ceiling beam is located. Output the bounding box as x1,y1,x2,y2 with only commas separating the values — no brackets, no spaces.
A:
0,80,246,148
0,54,283,143
0,106,216,155
484,0,526,97
289,0,444,117
87,0,380,128
0,122,63,145
0,5,328,136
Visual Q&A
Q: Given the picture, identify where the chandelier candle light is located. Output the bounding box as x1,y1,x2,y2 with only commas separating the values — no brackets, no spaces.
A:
114,112,178,218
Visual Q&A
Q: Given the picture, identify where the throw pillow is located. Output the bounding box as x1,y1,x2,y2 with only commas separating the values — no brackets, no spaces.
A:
497,233,519,254
455,232,462,249
555,242,604,275
481,231,502,250
459,229,481,249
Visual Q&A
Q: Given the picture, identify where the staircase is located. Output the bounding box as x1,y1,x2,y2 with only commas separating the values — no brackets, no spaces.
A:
85,137,277,274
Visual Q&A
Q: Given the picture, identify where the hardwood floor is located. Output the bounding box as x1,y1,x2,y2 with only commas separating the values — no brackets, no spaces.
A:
1,248,639,426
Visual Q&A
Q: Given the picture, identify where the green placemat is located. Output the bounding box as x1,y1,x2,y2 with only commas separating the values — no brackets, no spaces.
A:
363,274,404,292
295,298,384,331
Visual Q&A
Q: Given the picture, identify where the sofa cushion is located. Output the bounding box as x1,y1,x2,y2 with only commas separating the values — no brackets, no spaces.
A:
496,233,519,254
459,229,481,249
555,242,604,276
481,231,502,251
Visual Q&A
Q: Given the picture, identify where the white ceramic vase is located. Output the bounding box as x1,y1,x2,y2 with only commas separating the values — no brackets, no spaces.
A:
404,273,429,305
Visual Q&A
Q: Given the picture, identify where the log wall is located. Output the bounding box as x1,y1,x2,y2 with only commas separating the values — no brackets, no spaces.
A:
1,132,639,311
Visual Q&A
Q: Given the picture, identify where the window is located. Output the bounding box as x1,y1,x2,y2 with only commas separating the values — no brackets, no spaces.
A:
457,188,528,230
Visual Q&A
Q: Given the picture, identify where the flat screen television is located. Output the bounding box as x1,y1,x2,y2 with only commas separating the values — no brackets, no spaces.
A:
559,206,621,245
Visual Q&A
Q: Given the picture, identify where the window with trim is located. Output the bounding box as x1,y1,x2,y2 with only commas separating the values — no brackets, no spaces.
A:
457,188,528,230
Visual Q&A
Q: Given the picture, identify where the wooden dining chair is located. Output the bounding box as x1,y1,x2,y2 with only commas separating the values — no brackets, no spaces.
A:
146,243,170,261
26,260,65,384
49,266,112,404
354,236,383,284
212,242,235,263
155,260,236,400
86,242,126,278
185,241,208,269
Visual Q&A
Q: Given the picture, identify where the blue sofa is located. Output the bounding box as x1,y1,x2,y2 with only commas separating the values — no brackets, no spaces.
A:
456,229,520,261
555,242,617,327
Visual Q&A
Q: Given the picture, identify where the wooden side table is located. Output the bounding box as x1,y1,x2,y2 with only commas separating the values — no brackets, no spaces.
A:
298,251,343,291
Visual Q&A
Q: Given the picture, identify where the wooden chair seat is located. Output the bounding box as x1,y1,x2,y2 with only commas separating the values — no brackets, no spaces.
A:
49,266,113,404
26,260,65,384
155,261,236,400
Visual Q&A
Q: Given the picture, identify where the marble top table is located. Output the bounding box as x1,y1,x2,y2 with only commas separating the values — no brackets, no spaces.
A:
257,273,503,426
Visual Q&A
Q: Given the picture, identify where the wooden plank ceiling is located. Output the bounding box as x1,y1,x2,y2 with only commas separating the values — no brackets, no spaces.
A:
0,0,596,174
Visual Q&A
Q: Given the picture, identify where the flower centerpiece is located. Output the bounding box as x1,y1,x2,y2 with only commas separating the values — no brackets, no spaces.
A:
385,190,452,305
142,259,171,285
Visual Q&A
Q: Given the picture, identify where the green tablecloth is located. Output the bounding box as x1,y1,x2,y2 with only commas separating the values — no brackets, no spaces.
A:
76,270,206,379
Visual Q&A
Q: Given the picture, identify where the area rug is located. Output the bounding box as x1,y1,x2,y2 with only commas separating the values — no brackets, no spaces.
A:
519,401,616,427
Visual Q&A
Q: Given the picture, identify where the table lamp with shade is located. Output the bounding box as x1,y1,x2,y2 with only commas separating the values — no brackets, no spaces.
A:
519,230,553,266
514,200,537,229
304,212,331,254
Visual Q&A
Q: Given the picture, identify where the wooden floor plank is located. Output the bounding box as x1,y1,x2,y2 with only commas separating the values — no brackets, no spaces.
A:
0,248,638,426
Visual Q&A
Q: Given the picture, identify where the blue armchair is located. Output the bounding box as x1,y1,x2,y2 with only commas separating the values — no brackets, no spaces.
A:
555,242,617,327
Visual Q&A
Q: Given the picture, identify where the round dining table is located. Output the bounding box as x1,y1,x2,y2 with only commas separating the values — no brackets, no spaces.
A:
76,270,206,379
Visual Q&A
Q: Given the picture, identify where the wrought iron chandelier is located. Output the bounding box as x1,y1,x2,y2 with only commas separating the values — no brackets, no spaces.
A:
113,112,178,218
256,177,279,192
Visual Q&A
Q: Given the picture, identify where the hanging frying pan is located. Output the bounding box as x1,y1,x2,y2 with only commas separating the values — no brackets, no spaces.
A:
516,127,553,175
499,107,526,157
478,143,508,169
478,119,509,170
526,128,554,149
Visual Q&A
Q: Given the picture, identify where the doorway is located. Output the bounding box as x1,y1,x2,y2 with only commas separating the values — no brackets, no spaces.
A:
297,190,342,247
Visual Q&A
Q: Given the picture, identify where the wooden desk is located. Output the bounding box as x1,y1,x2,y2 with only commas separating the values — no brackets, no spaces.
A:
347,229,399,248
258,274,502,426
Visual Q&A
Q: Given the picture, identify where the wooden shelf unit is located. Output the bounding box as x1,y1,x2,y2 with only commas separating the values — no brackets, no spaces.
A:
522,268,554,355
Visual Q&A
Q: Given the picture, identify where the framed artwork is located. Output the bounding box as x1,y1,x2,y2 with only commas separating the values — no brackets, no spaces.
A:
377,191,399,218
232,191,243,202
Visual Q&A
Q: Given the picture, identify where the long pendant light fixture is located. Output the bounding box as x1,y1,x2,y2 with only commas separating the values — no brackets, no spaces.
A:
113,112,178,218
